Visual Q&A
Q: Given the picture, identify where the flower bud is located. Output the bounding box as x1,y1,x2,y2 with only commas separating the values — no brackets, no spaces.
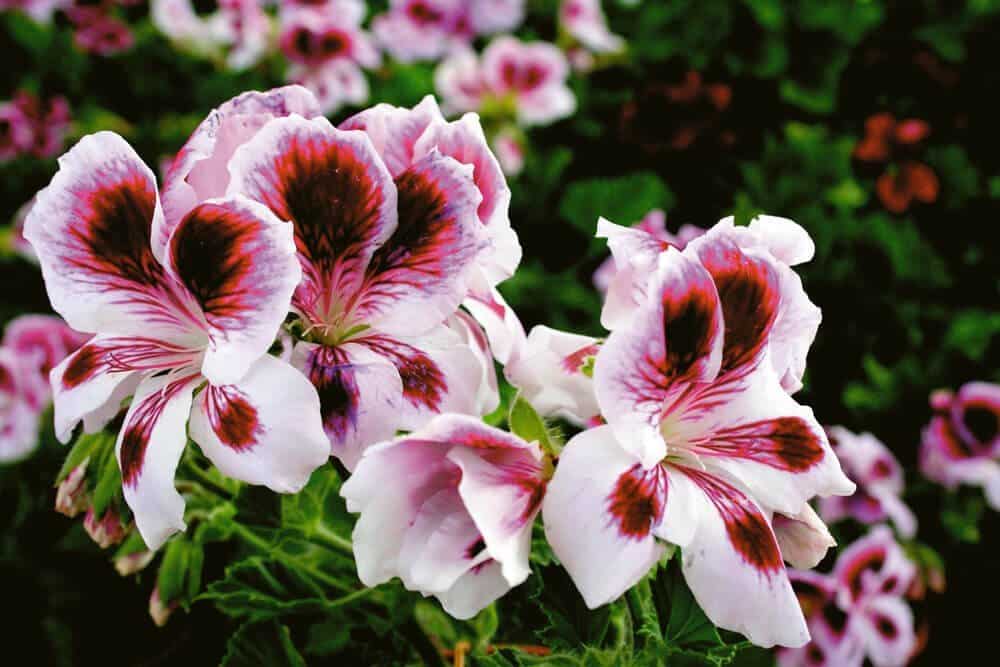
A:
54,460,90,517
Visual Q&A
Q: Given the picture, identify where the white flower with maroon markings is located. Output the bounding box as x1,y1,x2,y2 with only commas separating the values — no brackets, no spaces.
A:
227,97,514,469
543,227,854,648
341,415,548,619
24,127,329,551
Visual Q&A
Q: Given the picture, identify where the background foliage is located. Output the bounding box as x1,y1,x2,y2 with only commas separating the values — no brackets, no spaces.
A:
2,0,999,664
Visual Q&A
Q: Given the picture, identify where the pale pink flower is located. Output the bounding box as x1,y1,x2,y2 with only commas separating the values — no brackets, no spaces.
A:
920,382,1000,509
68,7,135,56
543,223,853,647
24,87,332,550
0,98,34,162
372,0,471,63
2,314,87,409
152,0,270,70
772,503,837,570
0,348,40,462
820,426,917,538
83,505,127,548
278,1,378,69
560,0,624,55
287,60,369,115
226,96,516,469
0,0,70,23
341,415,548,619
492,128,525,176
434,48,488,116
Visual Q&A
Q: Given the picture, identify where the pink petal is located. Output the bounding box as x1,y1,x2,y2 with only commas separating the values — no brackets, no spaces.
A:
23,132,199,343
291,339,403,470
445,311,501,416
435,559,511,620
167,197,301,385
161,85,321,236
116,373,200,550
672,464,810,648
542,425,667,608
189,354,329,492
773,504,836,569
227,115,398,322
0,350,41,462
462,277,526,366
352,149,485,336
358,326,486,429
340,95,445,178
413,113,519,284
594,248,723,466
49,336,195,444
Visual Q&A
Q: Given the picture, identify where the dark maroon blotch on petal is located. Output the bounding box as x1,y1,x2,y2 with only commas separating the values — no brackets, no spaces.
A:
700,417,825,472
606,463,667,540
204,385,261,451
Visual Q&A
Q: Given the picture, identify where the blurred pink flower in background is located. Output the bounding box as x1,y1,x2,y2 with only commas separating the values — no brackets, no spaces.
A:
436,36,575,126
779,527,919,667
820,426,917,538
0,91,71,162
920,382,1000,509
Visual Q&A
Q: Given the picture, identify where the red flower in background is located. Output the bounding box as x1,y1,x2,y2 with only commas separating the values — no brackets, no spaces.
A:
854,113,939,214
619,70,734,154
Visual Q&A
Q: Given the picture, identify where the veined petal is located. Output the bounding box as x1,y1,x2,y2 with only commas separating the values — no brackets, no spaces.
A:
446,311,501,417
50,335,198,442
189,354,328,492
596,216,668,330
543,426,667,608
353,150,485,336
161,85,321,238
227,115,398,320
117,373,200,550
339,95,445,178
168,197,301,385
689,233,781,375
358,326,486,430
677,350,854,515
291,340,403,471
413,114,519,284
672,464,809,648
594,248,723,467
23,132,198,343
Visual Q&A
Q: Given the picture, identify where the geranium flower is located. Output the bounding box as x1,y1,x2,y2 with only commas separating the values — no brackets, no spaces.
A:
225,95,516,469
152,0,270,70
372,0,523,63
341,415,548,618
0,348,39,462
820,426,917,538
0,0,70,23
599,215,821,394
779,527,918,667
278,1,378,114
920,382,1000,510
25,104,330,549
543,222,853,647
592,209,703,294
559,0,624,56
67,6,135,56
436,37,575,127
491,127,525,176
2,314,87,409
854,113,938,214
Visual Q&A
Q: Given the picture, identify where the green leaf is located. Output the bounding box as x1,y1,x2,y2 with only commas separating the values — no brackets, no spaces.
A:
509,393,554,453
559,172,675,237
55,430,114,484
941,492,984,544
220,620,306,667
653,563,723,652
943,309,1000,361
89,441,123,517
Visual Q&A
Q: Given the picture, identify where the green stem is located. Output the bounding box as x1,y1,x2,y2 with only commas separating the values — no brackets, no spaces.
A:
228,523,355,594
314,523,354,555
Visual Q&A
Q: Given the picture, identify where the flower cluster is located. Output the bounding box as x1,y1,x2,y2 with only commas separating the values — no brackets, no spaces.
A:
1,315,85,461
25,84,862,649
920,382,1000,509
0,90,71,163
779,528,919,667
